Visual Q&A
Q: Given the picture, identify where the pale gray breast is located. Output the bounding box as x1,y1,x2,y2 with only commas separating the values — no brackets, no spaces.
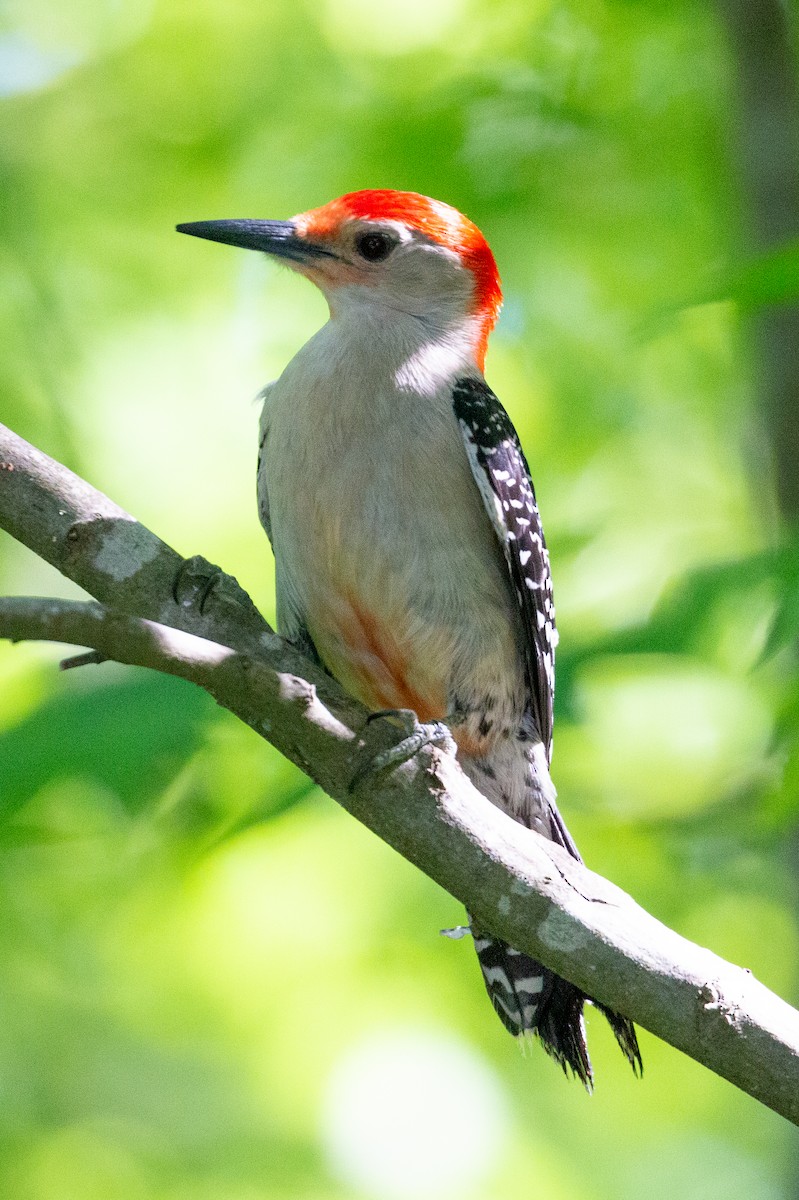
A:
260,323,525,710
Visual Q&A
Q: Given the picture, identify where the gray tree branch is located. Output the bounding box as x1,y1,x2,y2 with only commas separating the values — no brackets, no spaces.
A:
2,422,799,1123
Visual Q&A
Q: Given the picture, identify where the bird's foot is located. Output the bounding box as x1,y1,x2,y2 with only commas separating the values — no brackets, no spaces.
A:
172,554,224,613
172,554,253,616
440,925,472,939
349,709,456,792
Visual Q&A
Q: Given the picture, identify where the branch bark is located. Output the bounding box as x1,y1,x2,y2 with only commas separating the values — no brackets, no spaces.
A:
2,422,799,1123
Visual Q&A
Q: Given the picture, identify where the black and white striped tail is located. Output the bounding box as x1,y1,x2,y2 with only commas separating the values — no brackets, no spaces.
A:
473,931,641,1088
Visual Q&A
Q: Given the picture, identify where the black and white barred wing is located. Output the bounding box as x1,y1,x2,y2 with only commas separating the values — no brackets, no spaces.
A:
453,377,557,759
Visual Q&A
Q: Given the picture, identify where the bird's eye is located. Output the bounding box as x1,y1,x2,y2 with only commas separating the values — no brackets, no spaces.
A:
355,231,396,262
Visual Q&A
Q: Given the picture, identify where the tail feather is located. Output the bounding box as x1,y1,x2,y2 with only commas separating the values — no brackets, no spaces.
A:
461,743,642,1083
595,1002,643,1076
534,972,593,1086
473,930,640,1087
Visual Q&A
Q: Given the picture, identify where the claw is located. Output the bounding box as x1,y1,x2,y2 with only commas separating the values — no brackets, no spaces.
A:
350,711,456,792
172,555,223,612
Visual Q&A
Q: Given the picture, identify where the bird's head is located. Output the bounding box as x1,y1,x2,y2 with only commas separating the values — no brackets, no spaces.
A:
178,190,502,369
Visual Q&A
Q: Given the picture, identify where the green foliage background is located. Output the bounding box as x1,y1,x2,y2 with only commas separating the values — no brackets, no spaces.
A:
1,0,799,1195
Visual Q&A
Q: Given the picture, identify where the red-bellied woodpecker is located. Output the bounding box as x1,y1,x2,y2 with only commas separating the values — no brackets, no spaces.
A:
178,190,641,1085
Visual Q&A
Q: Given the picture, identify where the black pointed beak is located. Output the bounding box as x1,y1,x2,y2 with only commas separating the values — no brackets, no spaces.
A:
176,219,333,264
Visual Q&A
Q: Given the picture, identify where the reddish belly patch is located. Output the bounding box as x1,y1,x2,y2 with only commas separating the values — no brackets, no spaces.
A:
311,589,447,722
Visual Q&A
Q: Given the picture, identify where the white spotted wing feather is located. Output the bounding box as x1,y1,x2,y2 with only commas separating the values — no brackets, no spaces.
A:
453,378,557,759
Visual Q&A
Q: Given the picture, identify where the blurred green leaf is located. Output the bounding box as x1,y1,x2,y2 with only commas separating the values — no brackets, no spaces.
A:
729,239,799,309
0,671,213,820
640,238,799,340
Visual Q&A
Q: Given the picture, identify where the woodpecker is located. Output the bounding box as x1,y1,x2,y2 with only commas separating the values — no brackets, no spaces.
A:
178,190,641,1085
